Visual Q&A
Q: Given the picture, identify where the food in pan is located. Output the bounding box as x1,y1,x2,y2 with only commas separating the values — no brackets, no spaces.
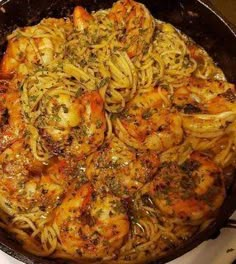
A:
0,0,235,263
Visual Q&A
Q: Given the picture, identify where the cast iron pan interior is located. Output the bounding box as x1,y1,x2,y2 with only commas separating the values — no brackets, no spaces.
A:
0,0,235,263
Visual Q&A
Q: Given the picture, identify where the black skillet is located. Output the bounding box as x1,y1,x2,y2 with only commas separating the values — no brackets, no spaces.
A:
0,0,235,263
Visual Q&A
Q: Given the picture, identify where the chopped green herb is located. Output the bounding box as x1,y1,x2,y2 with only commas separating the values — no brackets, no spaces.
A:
111,200,126,214
61,104,69,113
96,119,103,129
18,84,24,92
80,59,87,67
75,88,83,97
97,77,110,89
53,115,62,122
29,95,38,102
80,125,88,137
139,28,148,34
142,109,153,120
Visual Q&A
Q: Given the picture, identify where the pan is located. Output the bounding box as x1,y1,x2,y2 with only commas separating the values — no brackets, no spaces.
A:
0,0,235,263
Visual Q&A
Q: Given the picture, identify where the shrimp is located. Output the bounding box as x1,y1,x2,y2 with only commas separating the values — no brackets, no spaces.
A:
173,77,236,114
108,0,155,58
188,43,226,80
113,89,183,152
86,135,160,197
1,37,53,76
53,182,130,260
138,152,225,224
206,87,236,114
73,6,93,31
182,112,236,138
0,140,65,216
41,90,106,159
172,77,236,138
0,91,25,152
1,18,70,76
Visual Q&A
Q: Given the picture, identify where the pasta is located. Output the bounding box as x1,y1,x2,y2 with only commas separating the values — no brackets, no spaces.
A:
0,0,235,263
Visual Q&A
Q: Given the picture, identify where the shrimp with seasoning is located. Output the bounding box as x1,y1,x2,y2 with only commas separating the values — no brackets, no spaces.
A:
41,90,106,159
113,88,183,152
52,182,130,260
173,77,236,138
138,152,226,225
108,0,155,58
0,90,25,151
73,6,93,31
0,140,65,216
86,135,160,197
1,18,72,77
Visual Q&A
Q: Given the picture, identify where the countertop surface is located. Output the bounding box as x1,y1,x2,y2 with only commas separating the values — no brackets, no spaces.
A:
211,0,236,25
